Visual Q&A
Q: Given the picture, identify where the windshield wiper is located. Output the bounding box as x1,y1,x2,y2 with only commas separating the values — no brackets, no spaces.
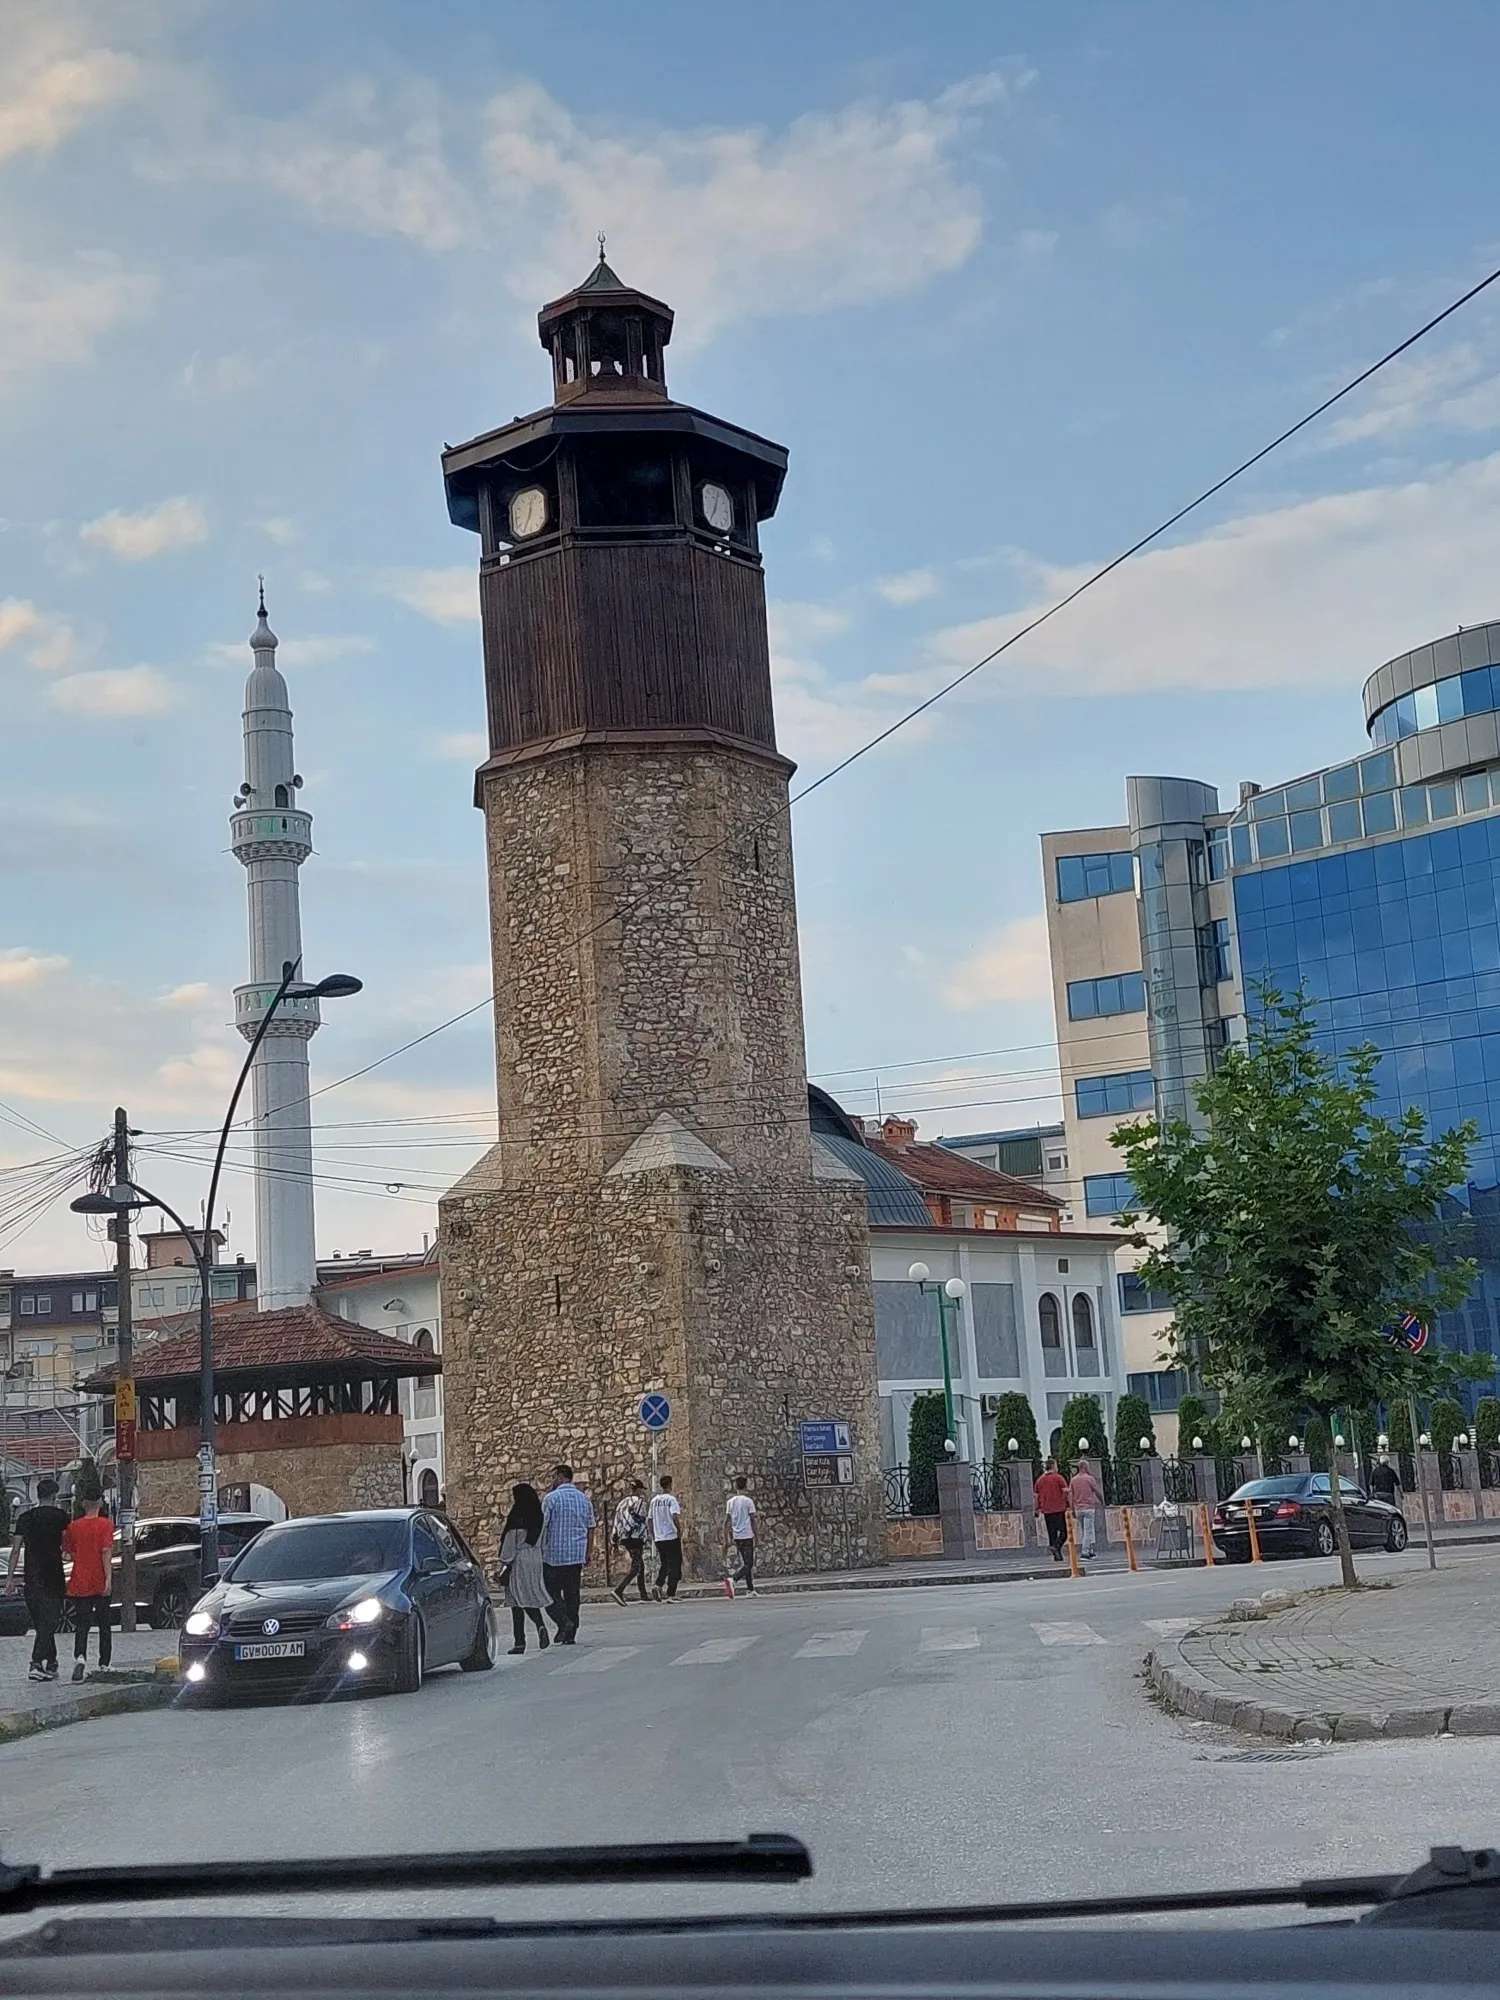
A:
0,1834,811,1913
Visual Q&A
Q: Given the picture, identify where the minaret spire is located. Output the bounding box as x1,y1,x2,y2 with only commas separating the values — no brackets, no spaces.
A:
231,589,320,1311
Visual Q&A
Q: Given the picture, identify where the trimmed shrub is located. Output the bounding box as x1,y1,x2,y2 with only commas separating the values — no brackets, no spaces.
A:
1474,1396,1500,1454
1173,1394,1214,1459
989,1392,1041,1482
1430,1396,1469,1455
908,1392,949,1515
1113,1391,1156,1462
1058,1393,1109,1495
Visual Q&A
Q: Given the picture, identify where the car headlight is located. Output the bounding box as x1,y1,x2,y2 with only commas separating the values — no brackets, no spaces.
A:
326,1596,385,1631
183,1611,219,1638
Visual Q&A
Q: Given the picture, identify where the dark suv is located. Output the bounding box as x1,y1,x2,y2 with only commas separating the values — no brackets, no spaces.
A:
1,1512,272,1633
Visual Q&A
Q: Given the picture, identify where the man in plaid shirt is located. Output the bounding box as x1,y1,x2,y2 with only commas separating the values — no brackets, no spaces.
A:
541,1464,596,1645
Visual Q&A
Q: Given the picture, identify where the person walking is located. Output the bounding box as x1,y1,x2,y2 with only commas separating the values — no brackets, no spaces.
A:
611,1481,650,1606
497,1482,551,1655
1034,1458,1070,1563
62,1496,115,1680
648,1474,684,1600
540,1464,595,1645
722,1476,758,1594
1067,1460,1103,1563
1368,1451,1402,1506
5,1477,70,1681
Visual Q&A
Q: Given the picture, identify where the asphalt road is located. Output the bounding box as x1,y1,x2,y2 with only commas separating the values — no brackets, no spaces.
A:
3,1547,1499,1923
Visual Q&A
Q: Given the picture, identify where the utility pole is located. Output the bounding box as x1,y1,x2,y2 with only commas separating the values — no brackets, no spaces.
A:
111,1107,138,1632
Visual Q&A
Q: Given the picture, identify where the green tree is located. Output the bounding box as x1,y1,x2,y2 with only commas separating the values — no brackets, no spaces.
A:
989,1392,1041,1483
1113,985,1480,1587
907,1392,949,1515
1429,1395,1469,1455
1474,1396,1500,1454
1057,1394,1109,1493
1173,1394,1215,1458
1113,1391,1156,1461
70,1456,102,1516
1386,1397,1416,1490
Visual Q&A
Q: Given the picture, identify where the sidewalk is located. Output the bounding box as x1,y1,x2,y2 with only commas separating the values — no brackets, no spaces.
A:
1146,1555,1500,1743
0,1630,177,1743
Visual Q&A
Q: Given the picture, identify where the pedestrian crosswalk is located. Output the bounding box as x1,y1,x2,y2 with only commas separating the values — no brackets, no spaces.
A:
502,1614,1191,1675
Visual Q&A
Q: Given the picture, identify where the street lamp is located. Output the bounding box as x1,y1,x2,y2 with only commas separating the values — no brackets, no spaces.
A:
1377,1433,1389,1449
73,959,360,1589
1240,1435,1253,1451
908,1263,968,1460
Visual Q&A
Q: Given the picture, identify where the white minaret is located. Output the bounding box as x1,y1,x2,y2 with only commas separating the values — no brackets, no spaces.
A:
231,587,320,1311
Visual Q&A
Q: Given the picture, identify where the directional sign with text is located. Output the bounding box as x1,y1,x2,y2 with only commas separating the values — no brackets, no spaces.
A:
799,1419,851,1456
639,1392,672,1432
803,1452,855,1489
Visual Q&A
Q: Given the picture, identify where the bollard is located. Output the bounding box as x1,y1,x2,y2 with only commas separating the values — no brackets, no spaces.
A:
1246,1502,1263,1564
1064,1509,1082,1578
1121,1505,1139,1573
1199,1501,1216,1564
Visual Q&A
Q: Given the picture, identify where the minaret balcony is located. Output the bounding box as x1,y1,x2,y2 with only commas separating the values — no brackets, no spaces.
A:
232,808,313,861
234,983,321,1040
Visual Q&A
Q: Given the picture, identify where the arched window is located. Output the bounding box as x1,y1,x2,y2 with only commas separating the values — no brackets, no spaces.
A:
419,1468,440,1509
1072,1293,1098,1376
413,1327,437,1418
1039,1293,1064,1376
274,784,290,808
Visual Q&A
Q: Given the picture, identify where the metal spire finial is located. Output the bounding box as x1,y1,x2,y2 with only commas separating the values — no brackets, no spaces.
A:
257,574,266,618
598,232,607,264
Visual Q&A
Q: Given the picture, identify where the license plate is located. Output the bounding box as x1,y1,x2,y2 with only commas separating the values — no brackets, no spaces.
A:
233,1639,306,1661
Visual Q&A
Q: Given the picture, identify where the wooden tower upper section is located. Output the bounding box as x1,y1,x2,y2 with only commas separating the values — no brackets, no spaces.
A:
442,252,790,777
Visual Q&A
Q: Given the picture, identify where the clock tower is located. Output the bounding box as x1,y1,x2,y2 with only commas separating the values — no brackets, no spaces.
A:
436,253,882,1574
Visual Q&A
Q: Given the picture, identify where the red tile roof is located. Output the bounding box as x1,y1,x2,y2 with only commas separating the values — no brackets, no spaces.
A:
83,1304,437,1388
863,1136,1062,1208
0,1410,82,1473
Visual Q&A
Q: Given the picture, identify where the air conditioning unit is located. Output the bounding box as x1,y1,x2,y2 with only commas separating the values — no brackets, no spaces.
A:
981,1394,1004,1417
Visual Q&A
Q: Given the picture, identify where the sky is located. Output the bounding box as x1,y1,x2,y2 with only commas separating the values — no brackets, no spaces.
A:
6,0,1500,1271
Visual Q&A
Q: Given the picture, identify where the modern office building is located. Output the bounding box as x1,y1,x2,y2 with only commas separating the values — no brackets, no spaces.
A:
1042,622,1500,1423
938,1123,1073,1215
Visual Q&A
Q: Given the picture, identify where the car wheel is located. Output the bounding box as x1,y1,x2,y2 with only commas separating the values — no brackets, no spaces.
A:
150,1580,192,1630
393,1616,425,1694
460,1602,496,1673
1314,1520,1336,1558
57,1600,76,1633
1385,1514,1409,1552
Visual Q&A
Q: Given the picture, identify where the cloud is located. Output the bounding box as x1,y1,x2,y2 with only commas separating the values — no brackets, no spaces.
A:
926,452,1500,700
0,250,152,386
876,568,941,606
80,495,207,560
49,666,178,716
430,730,488,761
158,981,216,1008
383,567,478,623
1318,338,1500,448
0,947,69,987
262,518,296,545
205,632,374,668
0,599,41,650
0,597,79,675
942,913,1051,1010
151,66,1023,342
0,15,138,164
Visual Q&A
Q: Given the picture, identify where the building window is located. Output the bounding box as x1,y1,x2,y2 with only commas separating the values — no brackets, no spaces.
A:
1039,1293,1065,1376
19,1297,34,1316
1066,972,1147,1020
413,1327,437,1421
1119,1272,1173,1314
418,1468,441,1508
1197,918,1232,986
1207,826,1229,880
1056,851,1134,903
1083,1172,1137,1217
1046,1151,1066,1170
1071,1293,1098,1376
32,1295,50,1316
19,1340,55,1358
1075,1068,1154,1119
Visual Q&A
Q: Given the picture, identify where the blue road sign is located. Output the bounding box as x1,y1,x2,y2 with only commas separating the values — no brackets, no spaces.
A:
799,1419,851,1455
639,1393,672,1432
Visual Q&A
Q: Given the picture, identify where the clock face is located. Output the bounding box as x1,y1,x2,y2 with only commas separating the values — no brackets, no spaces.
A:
508,485,549,539
700,482,735,533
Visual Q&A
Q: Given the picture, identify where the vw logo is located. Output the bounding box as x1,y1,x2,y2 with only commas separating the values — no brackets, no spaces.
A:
262,1617,281,1636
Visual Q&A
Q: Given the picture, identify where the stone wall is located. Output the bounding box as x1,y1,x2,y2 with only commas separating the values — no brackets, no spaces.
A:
441,736,885,1581
136,1439,405,1519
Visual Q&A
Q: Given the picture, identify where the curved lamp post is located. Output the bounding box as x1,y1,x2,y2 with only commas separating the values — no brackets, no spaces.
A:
908,1262,969,1461
74,960,360,1588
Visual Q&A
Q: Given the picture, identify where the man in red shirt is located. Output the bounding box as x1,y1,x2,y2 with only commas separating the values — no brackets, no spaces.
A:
62,1498,115,1681
1034,1458,1071,1563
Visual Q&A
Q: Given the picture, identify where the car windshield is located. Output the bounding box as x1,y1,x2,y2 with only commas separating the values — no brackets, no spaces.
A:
10,3,1500,1939
226,1519,409,1583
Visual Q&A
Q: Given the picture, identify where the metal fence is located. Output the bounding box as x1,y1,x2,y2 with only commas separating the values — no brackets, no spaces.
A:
1439,1451,1464,1492
882,1463,934,1519
1119,1458,1149,1505
972,1461,1015,1513
1481,1449,1500,1490
1161,1456,1198,1503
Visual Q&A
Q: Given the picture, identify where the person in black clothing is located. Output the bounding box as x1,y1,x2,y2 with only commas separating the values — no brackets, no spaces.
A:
1368,1453,1402,1505
5,1477,70,1682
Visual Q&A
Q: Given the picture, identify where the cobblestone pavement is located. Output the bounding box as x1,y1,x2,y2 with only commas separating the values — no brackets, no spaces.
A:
1147,1551,1500,1741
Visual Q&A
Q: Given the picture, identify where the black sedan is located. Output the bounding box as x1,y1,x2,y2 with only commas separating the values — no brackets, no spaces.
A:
178,1508,496,1700
1211,1474,1408,1561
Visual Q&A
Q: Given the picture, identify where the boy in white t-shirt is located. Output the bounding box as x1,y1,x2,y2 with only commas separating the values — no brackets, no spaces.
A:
722,1476,759,1594
648,1475,684,1600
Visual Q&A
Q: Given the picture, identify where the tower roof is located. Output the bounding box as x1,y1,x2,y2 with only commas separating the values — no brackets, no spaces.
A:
245,585,289,712
251,577,278,653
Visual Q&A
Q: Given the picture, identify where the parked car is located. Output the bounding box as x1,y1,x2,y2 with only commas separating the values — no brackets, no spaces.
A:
1212,1473,1408,1560
178,1507,495,1701
1,1514,274,1636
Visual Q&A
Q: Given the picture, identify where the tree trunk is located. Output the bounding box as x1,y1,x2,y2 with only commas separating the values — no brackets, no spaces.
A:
1323,1415,1359,1587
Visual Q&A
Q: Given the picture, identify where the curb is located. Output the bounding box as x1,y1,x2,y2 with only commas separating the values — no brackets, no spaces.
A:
1144,1642,1500,1743
576,1562,1145,1603
0,1674,178,1745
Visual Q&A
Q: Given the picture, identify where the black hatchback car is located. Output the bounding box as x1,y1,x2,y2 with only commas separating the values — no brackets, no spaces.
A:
178,1508,495,1700
1211,1473,1409,1561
